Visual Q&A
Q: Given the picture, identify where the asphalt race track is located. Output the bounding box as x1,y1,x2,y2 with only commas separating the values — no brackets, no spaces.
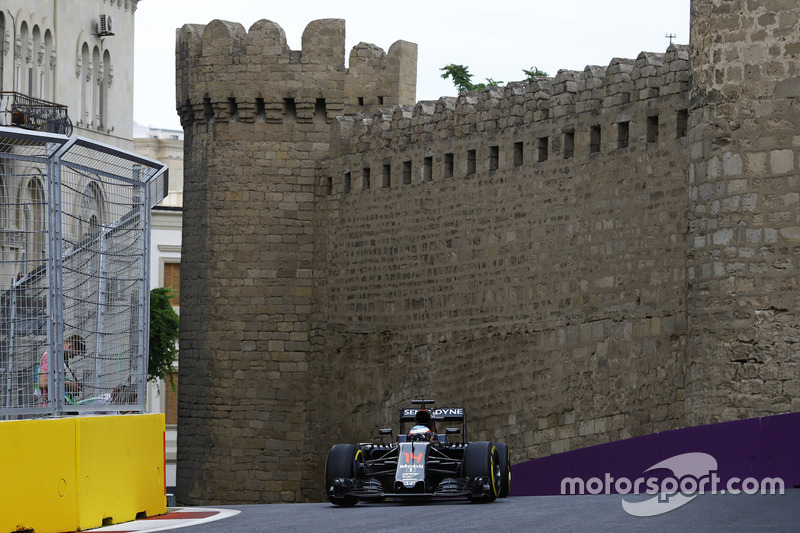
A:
177,492,800,532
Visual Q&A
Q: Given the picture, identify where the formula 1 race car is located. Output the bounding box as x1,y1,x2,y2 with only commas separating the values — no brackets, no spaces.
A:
325,400,510,505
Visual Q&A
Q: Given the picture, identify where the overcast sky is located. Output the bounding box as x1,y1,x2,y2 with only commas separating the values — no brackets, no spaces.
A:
133,0,691,131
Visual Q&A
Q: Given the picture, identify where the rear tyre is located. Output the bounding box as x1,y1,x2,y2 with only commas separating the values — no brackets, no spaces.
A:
495,442,511,498
463,441,499,503
325,444,361,506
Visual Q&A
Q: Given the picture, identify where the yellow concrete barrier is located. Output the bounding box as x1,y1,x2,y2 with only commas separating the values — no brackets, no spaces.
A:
0,414,166,533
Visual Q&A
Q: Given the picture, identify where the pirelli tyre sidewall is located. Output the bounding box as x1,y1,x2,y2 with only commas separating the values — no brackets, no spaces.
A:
495,442,511,498
463,441,499,503
325,443,362,506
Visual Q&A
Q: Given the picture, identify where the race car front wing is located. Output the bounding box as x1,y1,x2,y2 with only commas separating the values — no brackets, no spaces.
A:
329,474,495,501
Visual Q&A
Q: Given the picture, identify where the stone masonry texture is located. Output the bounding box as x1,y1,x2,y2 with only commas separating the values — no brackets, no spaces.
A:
175,1,800,504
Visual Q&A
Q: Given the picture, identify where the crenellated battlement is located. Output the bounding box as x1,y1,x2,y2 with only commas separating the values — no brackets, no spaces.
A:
329,45,689,167
175,18,417,128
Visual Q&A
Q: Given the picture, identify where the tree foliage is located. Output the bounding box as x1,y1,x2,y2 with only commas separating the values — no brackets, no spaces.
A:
441,63,548,93
149,287,179,387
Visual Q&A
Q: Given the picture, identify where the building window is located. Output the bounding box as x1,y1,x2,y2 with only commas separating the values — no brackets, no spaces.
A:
315,98,326,118
402,161,411,185
325,176,332,196
617,121,630,149
0,15,4,92
676,109,688,138
284,97,296,118
466,149,477,176
538,137,549,162
80,43,90,124
256,97,266,121
489,145,499,171
43,30,54,100
203,95,213,122
343,171,351,194
101,50,111,129
423,156,432,182
163,262,181,306
647,115,659,143
228,97,239,122
444,153,454,178
513,142,524,167
23,178,46,262
590,125,601,154
92,46,100,128
382,164,391,188
362,167,370,190
563,131,574,159
80,181,105,238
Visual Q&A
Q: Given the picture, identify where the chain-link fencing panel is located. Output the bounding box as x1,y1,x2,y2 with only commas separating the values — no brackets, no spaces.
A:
0,129,167,418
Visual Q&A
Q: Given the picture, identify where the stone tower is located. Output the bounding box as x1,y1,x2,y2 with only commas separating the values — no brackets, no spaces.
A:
174,19,416,503
686,0,800,425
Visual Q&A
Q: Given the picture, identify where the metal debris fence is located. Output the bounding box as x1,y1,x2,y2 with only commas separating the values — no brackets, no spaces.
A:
0,127,167,418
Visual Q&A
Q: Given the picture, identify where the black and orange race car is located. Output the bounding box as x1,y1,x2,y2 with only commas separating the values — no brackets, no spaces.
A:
325,400,510,505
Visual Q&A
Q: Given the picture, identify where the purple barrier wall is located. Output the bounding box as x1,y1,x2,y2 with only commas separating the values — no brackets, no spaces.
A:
510,412,800,496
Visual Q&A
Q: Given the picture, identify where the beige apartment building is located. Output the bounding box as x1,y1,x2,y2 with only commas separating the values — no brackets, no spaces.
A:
1,0,138,149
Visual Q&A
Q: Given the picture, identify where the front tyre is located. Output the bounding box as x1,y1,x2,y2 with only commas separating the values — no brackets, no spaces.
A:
495,442,511,498
325,444,362,506
463,441,499,503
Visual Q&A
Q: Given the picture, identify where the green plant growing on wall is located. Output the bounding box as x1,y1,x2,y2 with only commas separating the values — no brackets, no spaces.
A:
440,64,503,93
523,66,548,80
440,64,477,92
442,64,548,93
149,287,179,388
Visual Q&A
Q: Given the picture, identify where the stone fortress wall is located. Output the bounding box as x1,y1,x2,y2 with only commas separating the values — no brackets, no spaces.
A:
315,45,692,466
176,0,800,504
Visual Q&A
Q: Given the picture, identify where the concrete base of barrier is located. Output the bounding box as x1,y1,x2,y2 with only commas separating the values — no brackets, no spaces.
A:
0,414,166,533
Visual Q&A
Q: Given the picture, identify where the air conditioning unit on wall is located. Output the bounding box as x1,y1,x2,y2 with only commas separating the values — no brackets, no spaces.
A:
96,14,114,37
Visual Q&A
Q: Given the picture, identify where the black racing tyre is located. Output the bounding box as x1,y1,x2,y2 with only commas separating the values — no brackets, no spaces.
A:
495,442,511,498
325,444,362,506
463,441,499,503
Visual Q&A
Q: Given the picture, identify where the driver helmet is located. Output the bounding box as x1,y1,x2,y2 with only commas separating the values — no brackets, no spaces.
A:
408,425,433,442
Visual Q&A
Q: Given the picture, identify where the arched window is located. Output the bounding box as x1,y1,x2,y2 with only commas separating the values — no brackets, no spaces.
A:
92,46,100,129
32,25,42,98
0,14,5,91
19,22,30,94
0,175,6,227
80,181,105,238
101,50,111,129
21,176,47,265
43,30,53,101
80,43,90,126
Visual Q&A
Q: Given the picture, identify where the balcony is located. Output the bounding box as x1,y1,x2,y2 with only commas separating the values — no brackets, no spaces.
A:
0,92,73,137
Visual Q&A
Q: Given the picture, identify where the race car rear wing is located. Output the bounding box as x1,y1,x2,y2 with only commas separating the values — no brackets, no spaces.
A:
395,401,468,442
400,407,466,422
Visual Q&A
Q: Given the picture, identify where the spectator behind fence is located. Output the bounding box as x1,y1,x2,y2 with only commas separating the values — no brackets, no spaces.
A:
35,334,86,404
